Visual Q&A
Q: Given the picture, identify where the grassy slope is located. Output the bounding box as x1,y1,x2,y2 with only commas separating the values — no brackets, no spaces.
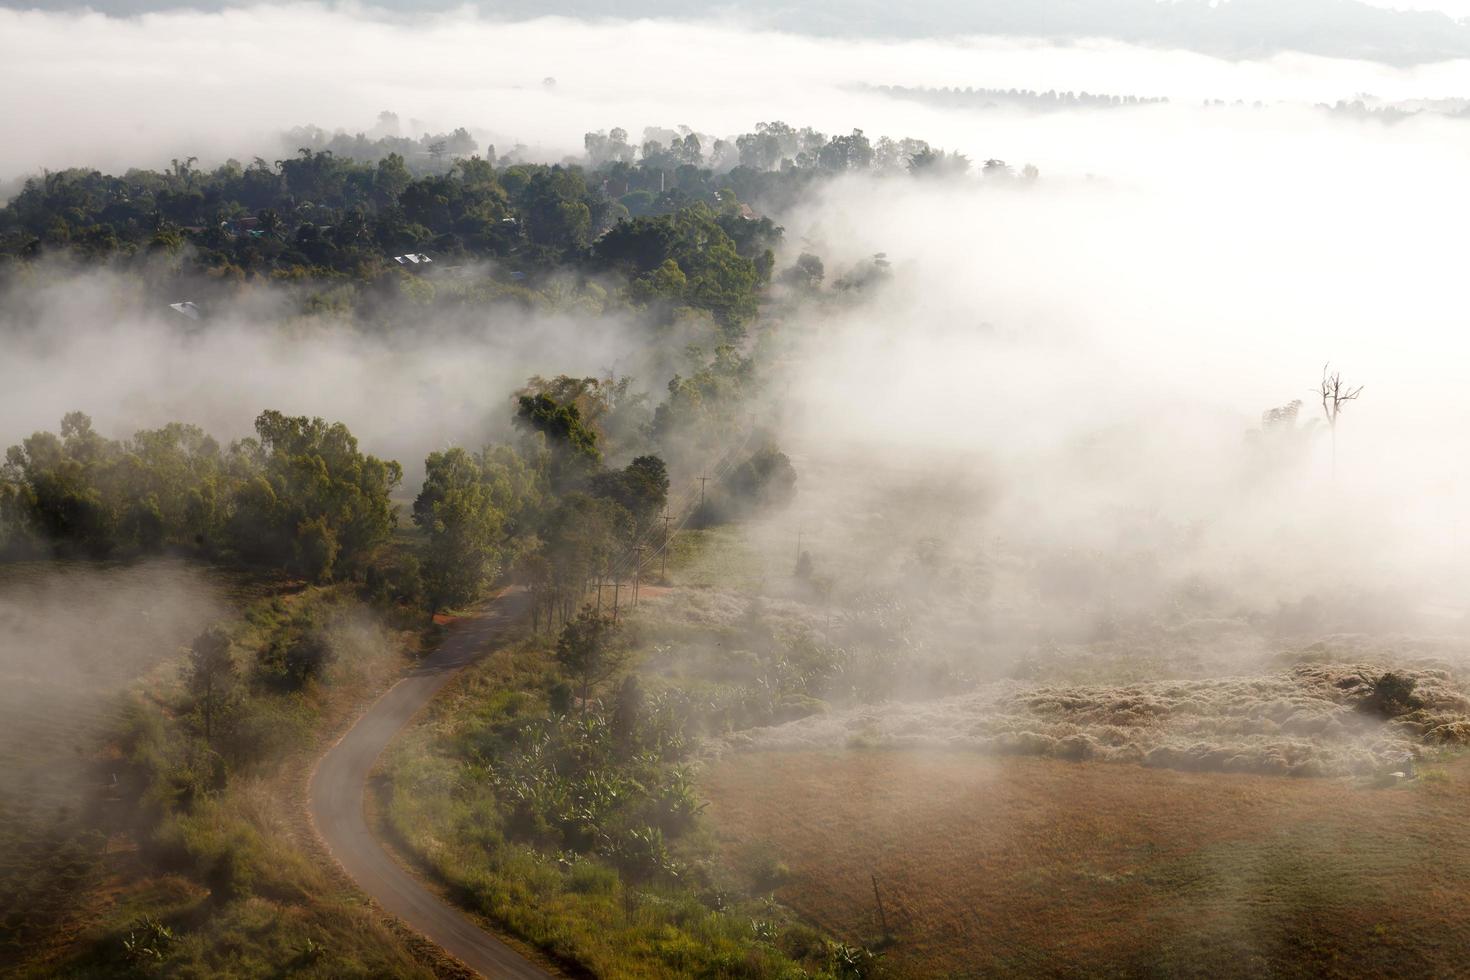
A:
703,748,1470,979
9,576,445,979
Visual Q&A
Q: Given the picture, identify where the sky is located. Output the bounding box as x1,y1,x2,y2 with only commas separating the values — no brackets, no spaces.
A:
9,6,1470,181
1360,0,1470,15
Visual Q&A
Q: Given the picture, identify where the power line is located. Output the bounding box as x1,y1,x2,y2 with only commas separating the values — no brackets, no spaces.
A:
603,420,755,586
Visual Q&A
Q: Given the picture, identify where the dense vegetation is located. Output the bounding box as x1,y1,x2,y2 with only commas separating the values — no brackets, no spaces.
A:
0,120,980,331
0,410,401,581
383,565,889,978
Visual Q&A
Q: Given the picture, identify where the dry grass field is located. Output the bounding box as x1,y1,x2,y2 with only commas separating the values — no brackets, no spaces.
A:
703,749,1470,978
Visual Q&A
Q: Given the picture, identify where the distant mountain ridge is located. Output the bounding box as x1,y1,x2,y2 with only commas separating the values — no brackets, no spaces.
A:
6,0,1470,65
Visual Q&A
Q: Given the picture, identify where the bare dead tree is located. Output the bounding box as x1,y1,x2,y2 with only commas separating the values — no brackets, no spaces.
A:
1318,363,1363,478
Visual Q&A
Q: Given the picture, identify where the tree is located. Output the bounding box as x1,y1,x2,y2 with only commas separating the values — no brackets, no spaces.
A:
611,674,643,754
188,626,237,742
1248,398,1318,469
554,606,627,715
414,447,507,609
983,158,1014,180
779,252,824,291
818,129,873,172
725,445,797,513
516,393,601,485
542,493,634,622
591,455,669,529
374,153,412,204
1318,364,1363,477
909,147,971,178
231,410,401,578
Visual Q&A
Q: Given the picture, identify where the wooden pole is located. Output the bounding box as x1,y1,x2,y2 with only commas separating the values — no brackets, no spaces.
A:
633,546,643,606
872,874,889,938
661,511,672,577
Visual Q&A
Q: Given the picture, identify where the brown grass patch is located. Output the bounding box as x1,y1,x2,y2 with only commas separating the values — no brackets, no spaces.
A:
703,749,1470,978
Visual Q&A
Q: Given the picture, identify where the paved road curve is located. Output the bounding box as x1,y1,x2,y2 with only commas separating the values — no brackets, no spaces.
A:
309,590,550,979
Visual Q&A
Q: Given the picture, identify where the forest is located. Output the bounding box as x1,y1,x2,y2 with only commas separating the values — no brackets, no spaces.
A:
0,120,987,329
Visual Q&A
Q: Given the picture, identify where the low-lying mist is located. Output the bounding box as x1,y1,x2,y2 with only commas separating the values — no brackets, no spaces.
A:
0,264,669,485
4,5,1469,785
767,152,1470,626
0,560,229,801
8,91,1469,622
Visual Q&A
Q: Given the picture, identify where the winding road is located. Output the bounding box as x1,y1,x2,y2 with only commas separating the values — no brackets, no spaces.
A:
309,590,551,979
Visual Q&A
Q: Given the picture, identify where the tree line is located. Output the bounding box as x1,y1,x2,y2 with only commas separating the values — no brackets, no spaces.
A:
0,119,984,325
0,390,796,616
0,410,398,581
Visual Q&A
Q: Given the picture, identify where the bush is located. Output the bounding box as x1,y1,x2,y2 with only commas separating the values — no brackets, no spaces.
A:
1360,672,1424,718
121,913,175,965
828,941,879,979
566,859,618,894
205,841,255,903
739,842,789,891
256,610,335,689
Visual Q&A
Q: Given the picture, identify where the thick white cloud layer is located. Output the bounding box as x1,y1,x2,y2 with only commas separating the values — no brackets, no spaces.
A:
8,5,1470,178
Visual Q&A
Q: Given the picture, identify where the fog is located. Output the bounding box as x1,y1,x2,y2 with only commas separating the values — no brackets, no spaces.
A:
1,1,1468,775
6,7,1470,604
0,560,229,802
14,6,1470,178
0,266,659,484
775,161,1470,605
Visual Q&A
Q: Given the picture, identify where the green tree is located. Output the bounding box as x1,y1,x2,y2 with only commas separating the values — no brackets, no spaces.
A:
231,411,401,578
516,393,600,486
591,455,669,529
414,448,505,609
188,626,237,742
555,606,627,715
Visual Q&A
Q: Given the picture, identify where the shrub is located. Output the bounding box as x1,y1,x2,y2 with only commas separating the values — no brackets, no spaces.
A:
121,913,175,965
828,941,879,979
1360,672,1424,718
739,842,789,891
566,860,618,894
599,825,679,882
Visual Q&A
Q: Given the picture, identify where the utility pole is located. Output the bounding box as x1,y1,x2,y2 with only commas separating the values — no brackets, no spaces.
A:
613,578,621,622
871,874,890,939
633,546,643,606
660,511,673,578
698,475,709,508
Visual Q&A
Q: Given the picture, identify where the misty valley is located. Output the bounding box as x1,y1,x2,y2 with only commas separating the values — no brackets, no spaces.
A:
8,3,1470,979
